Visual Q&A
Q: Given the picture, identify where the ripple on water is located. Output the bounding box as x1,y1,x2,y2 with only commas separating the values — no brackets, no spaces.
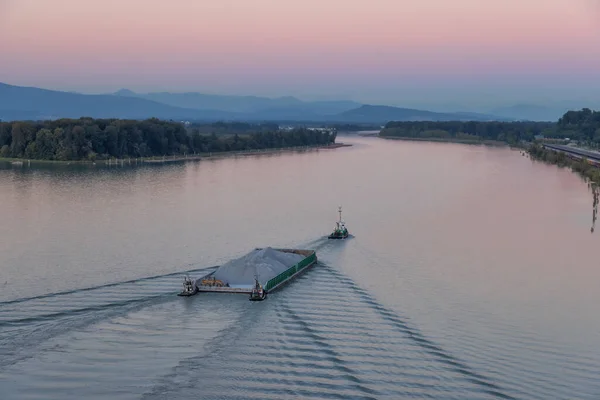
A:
140,264,514,400
1,256,599,400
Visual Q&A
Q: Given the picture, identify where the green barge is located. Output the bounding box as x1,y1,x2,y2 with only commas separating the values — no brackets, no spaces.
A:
187,248,317,300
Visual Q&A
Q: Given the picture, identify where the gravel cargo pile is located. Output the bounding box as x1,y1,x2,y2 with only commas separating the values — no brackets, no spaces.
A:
212,247,304,287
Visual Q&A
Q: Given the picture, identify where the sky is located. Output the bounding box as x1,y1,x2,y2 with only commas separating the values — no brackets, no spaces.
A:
1,0,600,110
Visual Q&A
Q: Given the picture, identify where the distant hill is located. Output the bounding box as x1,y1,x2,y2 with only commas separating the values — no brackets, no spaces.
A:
0,109,44,121
0,82,512,123
0,83,237,121
337,105,511,123
113,89,361,116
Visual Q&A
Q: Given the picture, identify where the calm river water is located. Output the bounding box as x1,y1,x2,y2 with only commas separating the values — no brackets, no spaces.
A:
0,135,599,400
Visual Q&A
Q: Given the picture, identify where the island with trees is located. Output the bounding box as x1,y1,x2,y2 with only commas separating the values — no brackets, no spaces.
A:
0,118,337,162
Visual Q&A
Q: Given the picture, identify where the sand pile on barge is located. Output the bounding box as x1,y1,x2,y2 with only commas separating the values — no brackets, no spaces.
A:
212,247,304,287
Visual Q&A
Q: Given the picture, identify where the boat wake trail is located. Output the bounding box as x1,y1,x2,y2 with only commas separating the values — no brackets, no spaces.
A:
0,265,216,369
142,262,514,400
1,250,516,400
0,265,215,308
296,235,353,254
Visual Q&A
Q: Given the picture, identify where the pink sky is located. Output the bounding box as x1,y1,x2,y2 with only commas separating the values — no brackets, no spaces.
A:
1,0,599,107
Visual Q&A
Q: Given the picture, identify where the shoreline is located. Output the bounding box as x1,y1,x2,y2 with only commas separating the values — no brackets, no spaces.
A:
377,136,507,146
0,142,352,167
527,144,600,184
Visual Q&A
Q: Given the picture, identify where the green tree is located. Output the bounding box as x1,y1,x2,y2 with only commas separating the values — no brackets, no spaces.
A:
10,123,26,157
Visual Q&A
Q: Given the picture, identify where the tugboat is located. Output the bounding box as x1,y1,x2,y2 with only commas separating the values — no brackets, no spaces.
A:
177,275,198,296
328,206,349,239
249,276,267,301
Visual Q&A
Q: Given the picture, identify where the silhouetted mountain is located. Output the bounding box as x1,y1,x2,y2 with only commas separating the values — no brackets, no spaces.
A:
336,105,510,123
0,83,237,121
0,109,44,121
0,82,512,123
113,89,362,116
113,88,137,97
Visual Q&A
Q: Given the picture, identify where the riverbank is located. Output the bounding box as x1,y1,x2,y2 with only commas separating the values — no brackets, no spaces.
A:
378,135,507,146
357,132,378,137
527,144,600,184
0,142,352,167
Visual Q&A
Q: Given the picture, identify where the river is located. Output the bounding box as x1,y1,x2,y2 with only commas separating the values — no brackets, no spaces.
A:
0,135,599,399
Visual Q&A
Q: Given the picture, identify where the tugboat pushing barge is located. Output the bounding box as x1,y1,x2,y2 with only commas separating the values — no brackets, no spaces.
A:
177,248,317,301
249,276,267,301
177,275,198,296
328,206,349,239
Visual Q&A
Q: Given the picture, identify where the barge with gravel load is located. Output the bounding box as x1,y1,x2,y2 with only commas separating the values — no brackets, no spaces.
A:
180,247,317,300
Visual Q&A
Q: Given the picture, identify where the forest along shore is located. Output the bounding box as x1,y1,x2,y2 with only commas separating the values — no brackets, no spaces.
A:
0,118,340,165
0,142,351,167
377,109,600,149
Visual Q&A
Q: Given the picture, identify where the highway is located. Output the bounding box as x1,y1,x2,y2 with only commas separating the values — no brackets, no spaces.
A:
543,144,600,162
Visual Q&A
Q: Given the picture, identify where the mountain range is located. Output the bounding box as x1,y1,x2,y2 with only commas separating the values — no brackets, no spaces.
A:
0,82,570,124
112,88,361,116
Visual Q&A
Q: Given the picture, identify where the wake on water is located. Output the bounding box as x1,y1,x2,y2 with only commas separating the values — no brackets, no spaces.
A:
0,236,515,400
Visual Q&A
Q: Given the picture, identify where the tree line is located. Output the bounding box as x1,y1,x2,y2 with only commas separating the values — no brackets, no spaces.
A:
557,108,600,145
380,120,555,145
380,109,600,147
0,118,337,161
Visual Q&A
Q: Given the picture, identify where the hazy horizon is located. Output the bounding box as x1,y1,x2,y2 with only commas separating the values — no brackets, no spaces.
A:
2,0,600,112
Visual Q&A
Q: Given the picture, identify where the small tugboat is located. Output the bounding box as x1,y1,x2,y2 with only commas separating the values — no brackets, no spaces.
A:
328,206,349,239
249,276,267,301
177,275,198,296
